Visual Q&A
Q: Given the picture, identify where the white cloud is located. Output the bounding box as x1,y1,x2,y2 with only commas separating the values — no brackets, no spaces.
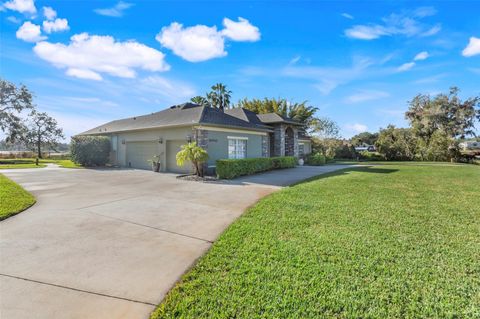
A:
156,17,260,62
66,68,102,81
16,21,46,42
413,6,437,18
138,76,197,102
462,37,480,57
156,22,226,62
341,13,354,19
3,0,36,14
414,51,429,61
33,33,170,80
283,57,374,95
413,73,446,84
7,15,21,23
345,8,441,40
345,123,368,134
43,18,69,33
344,90,390,103
345,25,387,40
421,24,441,37
94,1,133,17
288,55,301,65
43,6,56,20
221,17,260,42
397,62,415,72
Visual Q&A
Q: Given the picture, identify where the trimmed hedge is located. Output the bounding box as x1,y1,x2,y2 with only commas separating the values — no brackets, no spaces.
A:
71,136,110,166
306,153,326,166
216,156,296,179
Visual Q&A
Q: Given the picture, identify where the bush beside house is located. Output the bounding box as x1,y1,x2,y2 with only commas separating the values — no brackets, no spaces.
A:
306,153,326,166
71,136,110,166
216,156,296,179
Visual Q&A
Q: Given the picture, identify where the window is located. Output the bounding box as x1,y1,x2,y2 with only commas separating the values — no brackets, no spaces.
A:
111,135,118,152
299,143,305,156
228,137,247,159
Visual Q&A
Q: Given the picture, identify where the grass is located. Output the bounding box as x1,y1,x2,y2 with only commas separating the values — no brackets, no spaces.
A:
0,158,83,169
0,174,36,220
55,159,84,169
152,163,480,319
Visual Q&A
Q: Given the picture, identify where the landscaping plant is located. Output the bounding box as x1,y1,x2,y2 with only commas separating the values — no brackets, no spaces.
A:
216,156,296,179
176,142,209,177
71,136,110,166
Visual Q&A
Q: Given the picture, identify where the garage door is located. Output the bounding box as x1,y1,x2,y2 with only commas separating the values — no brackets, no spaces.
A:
126,141,158,170
166,140,192,174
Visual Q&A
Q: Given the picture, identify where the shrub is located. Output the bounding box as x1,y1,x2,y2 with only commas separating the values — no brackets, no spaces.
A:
306,153,326,166
335,144,356,159
216,156,295,179
271,156,296,169
359,151,385,161
71,136,110,166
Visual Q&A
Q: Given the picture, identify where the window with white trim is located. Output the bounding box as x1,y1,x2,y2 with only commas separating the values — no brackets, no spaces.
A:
228,137,247,159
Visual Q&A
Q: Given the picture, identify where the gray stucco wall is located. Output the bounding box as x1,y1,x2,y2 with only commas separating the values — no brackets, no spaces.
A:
204,130,266,166
111,126,194,171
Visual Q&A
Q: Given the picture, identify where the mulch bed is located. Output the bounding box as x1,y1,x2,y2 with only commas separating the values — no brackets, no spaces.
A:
176,174,222,183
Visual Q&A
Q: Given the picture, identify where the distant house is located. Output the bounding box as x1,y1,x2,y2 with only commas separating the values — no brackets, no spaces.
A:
354,145,376,152
78,103,312,173
459,141,480,150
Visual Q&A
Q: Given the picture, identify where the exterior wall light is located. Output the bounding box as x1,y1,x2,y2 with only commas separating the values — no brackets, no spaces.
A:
159,137,163,144
186,135,192,143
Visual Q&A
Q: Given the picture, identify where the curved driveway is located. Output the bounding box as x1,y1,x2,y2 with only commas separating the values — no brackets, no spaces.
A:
0,165,348,319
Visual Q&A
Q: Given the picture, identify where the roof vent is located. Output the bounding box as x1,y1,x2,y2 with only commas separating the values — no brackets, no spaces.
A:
133,117,136,120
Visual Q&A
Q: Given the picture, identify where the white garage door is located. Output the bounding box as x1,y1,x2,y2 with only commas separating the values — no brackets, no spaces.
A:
166,140,192,174
126,141,158,170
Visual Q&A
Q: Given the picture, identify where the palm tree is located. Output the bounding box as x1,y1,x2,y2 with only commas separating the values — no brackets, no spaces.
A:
190,96,210,107
236,97,319,133
207,83,232,111
176,142,209,177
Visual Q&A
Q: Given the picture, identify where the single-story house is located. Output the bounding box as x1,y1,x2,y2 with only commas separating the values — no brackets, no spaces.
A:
354,145,376,152
459,141,480,150
78,103,312,173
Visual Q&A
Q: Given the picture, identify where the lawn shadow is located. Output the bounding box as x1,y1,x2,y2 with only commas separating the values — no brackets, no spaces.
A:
291,165,399,187
218,165,398,188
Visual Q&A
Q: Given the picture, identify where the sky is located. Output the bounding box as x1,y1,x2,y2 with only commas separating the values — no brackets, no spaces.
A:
1,0,479,140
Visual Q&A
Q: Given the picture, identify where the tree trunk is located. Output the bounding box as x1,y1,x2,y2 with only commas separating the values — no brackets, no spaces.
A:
37,137,42,159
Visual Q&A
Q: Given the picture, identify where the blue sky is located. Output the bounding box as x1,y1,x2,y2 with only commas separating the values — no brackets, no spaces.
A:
1,0,479,139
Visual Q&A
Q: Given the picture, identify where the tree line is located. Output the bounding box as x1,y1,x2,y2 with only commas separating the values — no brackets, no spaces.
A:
0,78,64,158
194,83,480,162
337,87,480,162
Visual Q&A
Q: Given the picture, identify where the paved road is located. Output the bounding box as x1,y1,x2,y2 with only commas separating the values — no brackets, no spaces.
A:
0,165,349,319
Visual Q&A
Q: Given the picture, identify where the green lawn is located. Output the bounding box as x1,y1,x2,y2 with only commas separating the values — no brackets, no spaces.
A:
0,158,83,169
0,174,36,220
152,163,480,319
55,159,84,169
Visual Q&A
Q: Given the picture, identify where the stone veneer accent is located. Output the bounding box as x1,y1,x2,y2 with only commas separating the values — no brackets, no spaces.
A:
193,128,209,174
194,128,208,150
273,124,285,157
293,127,299,158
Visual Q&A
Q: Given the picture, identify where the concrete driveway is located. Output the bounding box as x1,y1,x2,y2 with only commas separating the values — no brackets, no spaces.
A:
0,165,349,319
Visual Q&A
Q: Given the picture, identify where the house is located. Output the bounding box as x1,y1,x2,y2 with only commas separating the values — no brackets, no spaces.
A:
78,103,312,173
459,141,480,151
354,145,376,152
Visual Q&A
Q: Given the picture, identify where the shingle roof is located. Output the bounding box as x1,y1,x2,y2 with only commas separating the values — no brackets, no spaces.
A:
256,113,302,125
224,108,274,130
78,104,272,136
